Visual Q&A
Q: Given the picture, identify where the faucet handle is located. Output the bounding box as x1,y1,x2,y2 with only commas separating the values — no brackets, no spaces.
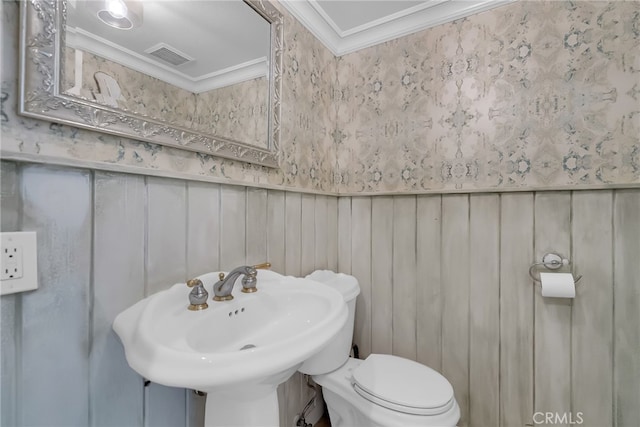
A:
241,263,270,294
218,272,225,281
187,278,203,288
186,278,208,311
252,262,271,270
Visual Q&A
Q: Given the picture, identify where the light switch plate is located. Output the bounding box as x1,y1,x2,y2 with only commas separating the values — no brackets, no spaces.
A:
1,232,38,295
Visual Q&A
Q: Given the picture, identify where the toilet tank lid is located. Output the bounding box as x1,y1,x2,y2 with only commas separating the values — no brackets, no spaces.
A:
351,354,454,412
305,270,360,301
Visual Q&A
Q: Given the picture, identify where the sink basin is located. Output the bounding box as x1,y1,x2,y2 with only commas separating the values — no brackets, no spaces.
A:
113,269,347,426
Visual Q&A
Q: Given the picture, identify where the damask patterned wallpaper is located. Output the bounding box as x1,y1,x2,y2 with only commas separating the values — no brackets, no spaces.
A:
195,78,269,149
334,0,639,193
2,1,638,194
1,0,335,192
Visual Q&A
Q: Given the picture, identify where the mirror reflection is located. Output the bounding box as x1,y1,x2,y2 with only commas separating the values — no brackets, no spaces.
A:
63,0,271,148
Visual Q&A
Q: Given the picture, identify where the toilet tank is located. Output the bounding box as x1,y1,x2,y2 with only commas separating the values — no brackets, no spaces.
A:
299,270,360,375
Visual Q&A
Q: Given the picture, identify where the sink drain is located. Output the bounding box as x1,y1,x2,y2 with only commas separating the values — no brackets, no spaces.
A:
240,344,256,351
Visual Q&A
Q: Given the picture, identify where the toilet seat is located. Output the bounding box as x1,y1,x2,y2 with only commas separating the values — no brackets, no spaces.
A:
351,354,455,416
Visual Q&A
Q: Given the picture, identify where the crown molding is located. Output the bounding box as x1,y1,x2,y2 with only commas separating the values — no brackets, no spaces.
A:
280,0,514,57
280,0,344,54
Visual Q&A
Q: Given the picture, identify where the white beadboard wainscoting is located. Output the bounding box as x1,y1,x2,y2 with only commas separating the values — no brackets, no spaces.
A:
338,191,639,427
0,161,337,427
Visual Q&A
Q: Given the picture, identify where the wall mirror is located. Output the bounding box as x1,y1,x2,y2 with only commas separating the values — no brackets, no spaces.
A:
19,0,283,168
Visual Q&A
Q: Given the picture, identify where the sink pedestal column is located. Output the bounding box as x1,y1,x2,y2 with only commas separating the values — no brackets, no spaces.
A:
202,366,298,427
204,387,279,427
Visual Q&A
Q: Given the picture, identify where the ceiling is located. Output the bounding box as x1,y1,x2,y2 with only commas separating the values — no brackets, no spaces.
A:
65,0,513,93
280,0,514,56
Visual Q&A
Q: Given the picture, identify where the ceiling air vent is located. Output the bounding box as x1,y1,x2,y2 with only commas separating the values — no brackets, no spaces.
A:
145,43,193,67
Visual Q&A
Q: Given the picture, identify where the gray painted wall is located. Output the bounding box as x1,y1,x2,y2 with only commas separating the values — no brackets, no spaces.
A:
339,191,640,427
0,161,338,427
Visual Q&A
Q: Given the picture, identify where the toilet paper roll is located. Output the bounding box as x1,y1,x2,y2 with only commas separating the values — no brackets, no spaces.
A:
539,272,575,298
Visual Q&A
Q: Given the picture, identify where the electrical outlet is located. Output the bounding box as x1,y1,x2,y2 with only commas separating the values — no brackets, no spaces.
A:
1,232,38,295
1,244,23,280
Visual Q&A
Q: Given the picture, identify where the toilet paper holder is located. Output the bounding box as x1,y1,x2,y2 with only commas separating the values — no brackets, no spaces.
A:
528,253,582,285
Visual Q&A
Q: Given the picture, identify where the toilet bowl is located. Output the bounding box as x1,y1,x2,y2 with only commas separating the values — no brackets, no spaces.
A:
300,271,460,427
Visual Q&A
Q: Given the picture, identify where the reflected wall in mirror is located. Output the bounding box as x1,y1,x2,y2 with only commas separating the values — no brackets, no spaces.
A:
20,0,283,167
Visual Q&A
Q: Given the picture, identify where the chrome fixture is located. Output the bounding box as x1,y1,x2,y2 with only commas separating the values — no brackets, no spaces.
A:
187,278,209,311
213,263,271,301
296,375,319,427
528,253,582,284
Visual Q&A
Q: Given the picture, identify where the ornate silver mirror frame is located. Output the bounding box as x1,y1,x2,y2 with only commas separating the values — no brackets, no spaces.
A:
19,0,283,168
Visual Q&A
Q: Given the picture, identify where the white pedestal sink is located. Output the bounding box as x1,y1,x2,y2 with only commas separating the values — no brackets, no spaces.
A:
113,270,347,427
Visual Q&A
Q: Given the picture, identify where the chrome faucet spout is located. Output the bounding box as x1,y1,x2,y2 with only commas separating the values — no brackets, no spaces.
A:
212,263,270,301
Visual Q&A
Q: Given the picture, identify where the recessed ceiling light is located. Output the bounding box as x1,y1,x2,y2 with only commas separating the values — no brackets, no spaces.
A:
97,0,143,30
106,0,127,18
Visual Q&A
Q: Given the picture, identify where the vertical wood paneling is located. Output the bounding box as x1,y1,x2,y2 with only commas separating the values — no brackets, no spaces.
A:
145,384,187,427
0,293,17,427
186,182,220,276
337,197,352,273
146,177,187,294
1,161,19,230
416,195,442,371
220,185,247,269
352,197,372,358
392,196,417,360
500,193,534,427
285,192,302,276
613,190,640,427
185,391,205,427
441,194,470,426
343,190,638,426
327,197,339,271
0,161,19,427
571,191,614,426
371,196,393,355
2,160,636,427
0,292,17,427
301,194,316,275
266,191,286,274
20,166,92,426
469,194,500,427
246,188,268,265
534,192,572,425
92,172,145,427
314,195,329,269
146,176,187,426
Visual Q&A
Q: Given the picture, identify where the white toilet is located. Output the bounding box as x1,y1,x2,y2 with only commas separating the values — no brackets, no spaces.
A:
300,271,460,427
